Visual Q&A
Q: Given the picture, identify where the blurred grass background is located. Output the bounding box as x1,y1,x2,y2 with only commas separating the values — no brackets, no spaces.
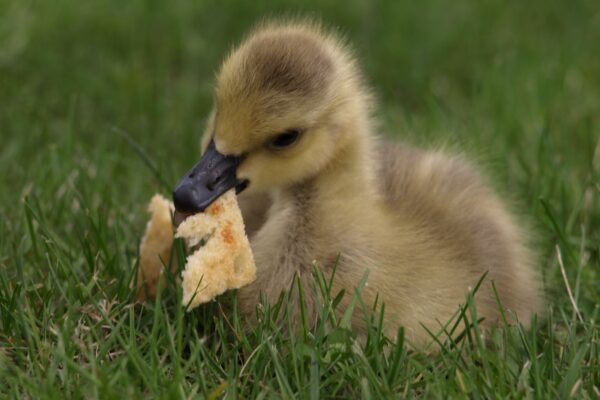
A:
1,0,599,397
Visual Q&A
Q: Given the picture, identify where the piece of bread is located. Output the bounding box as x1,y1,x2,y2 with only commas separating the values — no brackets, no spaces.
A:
137,194,176,301
175,189,256,309
137,190,256,308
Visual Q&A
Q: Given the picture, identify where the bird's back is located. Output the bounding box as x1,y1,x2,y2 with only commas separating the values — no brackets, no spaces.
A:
373,140,542,342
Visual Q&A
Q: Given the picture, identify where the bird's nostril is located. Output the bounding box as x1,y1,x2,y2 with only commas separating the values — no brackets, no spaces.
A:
206,174,222,191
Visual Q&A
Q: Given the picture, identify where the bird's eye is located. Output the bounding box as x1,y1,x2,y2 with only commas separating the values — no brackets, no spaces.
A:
270,129,302,149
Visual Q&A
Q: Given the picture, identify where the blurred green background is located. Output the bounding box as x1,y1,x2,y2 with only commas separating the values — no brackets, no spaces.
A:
1,0,598,193
0,0,599,396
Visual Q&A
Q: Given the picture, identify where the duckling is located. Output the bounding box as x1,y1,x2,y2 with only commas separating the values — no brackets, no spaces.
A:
172,20,543,348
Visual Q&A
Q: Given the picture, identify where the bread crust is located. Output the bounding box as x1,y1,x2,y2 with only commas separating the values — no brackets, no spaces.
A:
137,194,176,301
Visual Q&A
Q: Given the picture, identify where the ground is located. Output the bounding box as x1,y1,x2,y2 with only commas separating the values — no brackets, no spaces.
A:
0,0,599,398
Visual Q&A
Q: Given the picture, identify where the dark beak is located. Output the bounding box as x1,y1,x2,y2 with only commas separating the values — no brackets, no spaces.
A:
173,140,247,214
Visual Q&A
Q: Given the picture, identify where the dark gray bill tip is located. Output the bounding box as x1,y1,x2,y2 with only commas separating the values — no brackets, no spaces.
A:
172,140,246,214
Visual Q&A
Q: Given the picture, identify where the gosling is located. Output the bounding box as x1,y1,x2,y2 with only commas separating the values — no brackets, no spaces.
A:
172,20,543,348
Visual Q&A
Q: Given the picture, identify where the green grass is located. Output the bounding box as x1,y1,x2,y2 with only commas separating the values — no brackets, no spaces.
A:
1,0,599,397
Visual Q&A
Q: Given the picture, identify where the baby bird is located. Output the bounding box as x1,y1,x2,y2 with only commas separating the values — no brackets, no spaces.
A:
172,21,542,348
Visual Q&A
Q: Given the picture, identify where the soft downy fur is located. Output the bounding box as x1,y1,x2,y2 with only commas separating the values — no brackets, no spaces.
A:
197,20,543,349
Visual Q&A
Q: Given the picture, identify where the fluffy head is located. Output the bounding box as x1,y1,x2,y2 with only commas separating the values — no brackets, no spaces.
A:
204,21,372,193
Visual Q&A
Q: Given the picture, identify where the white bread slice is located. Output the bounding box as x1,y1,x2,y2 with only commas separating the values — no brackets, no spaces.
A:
137,194,175,301
175,190,256,309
